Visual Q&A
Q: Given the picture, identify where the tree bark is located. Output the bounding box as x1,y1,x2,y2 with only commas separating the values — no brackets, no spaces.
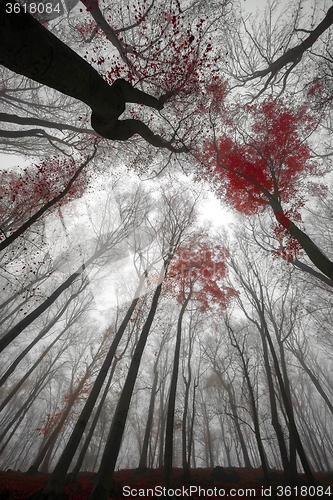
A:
89,280,164,500
0,2,187,151
0,148,96,251
26,375,89,475
29,275,145,500
138,365,159,469
163,292,191,490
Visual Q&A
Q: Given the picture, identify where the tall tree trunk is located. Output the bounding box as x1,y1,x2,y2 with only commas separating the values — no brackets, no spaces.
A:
0,149,96,251
226,384,252,468
290,348,333,416
182,377,191,480
187,380,197,471
259,310,316,487
0,289,82,396
31,275,145,500
0,244,113,353
27,375,88,475
138,365,159,469
89,279,164,500
164,292,191,490
227,325,270,481
0,358,61,450
66,357,119,483
259,328,291,474
158,384,166,468
276,337,297,479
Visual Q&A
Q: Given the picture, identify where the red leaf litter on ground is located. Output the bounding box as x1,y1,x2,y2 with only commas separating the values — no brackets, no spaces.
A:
0,468,332,499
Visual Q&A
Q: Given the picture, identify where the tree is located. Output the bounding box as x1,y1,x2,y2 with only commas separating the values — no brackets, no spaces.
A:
88,186,200,500
0,0,188,151
0,146,96,251
226,227,316,486
202,96,333,282
0,182,148,353
245,5,333,98
163,236,236,488
225,316,270,484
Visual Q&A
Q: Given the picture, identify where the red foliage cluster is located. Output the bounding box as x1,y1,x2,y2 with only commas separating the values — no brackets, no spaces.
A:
76,20,100,36
36,412,63,437
166,240,237,311
201,98,325,261
0,156,88,241
77,0,221,98
306,74,333,111
272,209,303,262
203,98,317,215
307,77,322,97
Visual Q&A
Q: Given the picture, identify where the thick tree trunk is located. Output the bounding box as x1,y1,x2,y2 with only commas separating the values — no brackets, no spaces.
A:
0,0,124,117
0,1,186,150
270,199,333,281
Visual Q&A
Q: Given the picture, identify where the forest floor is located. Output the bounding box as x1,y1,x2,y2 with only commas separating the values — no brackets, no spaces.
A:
0,467,332,499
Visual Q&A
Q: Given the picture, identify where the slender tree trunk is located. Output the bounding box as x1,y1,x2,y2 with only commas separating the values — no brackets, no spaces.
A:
260,311,316,487
164,293,191,490
158,384,166,468
66,358,119,483
89,280,164,500
277,337,297,478
0,149,96,251
228,326,269,481
0,358,61,450
182,377,191,480
291,349,333,416
0,236,125,353
259,328,291,474
0,288,82,394
187,380,197,472
213,360,252,468
27,376,88,475
138,366,159,469
29,275,145,500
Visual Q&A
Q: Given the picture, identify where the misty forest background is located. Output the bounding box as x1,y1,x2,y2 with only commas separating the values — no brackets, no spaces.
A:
1,0,333,497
